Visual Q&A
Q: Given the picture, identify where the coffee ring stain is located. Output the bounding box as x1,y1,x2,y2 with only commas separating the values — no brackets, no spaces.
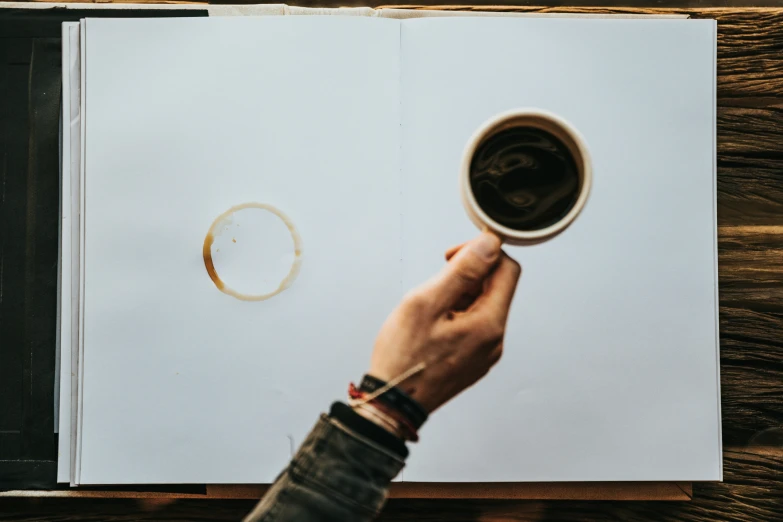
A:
203,202,303,301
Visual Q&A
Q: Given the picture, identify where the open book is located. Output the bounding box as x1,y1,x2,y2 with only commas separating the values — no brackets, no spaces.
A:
60,15,719,485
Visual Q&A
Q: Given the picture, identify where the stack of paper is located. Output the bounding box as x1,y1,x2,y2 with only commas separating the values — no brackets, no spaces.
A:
58,15,721,486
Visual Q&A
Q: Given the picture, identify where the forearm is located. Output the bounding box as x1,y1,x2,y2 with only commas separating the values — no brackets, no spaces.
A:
243,403,407,522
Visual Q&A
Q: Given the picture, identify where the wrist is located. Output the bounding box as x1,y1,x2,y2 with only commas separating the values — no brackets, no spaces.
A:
351,403,406,440
347,374,428,442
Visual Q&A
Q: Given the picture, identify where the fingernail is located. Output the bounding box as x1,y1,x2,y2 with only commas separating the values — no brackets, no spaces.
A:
469,232,500,261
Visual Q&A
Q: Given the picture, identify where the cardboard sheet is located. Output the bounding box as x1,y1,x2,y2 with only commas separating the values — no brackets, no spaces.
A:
57,21,81,483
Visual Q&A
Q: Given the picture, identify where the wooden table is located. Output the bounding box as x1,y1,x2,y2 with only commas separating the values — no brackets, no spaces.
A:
2,2,782,521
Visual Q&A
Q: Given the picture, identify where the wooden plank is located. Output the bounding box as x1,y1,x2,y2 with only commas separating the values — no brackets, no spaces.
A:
387,482,692,501
0,448,776,520
719,226,783,306
201,482,692,501
719,107,783,156
0,481,691,500
719,225,783,446
718,157,783,226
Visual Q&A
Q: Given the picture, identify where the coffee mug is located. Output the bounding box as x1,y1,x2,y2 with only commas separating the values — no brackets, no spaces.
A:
459,109,592,245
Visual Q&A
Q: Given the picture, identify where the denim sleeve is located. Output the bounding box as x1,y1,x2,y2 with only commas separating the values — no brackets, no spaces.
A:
242,412,406,522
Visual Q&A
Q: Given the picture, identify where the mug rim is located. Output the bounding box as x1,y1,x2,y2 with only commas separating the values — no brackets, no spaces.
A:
460,108,593,245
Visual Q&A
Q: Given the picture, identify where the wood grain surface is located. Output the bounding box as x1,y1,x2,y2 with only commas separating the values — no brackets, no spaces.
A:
2,3,782,522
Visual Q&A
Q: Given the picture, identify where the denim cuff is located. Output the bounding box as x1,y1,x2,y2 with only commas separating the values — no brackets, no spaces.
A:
286,413,406,515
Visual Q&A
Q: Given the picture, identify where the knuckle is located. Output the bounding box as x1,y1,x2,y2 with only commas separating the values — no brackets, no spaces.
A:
483,318,506,343
463,314,505,344
404,290,433,313
444,321,472,342
455,263,485,286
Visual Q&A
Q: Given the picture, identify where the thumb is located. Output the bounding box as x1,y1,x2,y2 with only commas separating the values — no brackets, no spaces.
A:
430,231,502,310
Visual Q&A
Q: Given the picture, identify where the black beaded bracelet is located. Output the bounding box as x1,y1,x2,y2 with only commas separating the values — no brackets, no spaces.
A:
359,374,429,430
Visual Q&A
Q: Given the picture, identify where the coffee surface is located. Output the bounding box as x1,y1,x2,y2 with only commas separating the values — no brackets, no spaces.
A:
469,127,580,231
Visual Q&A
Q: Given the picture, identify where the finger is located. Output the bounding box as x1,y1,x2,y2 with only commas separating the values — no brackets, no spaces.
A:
453,291,479,311
469,253,521,324
444,242,466,261
446,243,482,310
454,272,496,311
489,343,504,365
429,231,502,310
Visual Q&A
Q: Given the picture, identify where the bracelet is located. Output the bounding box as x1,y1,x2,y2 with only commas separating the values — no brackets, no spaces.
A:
352,403,405,440
348,382,422,442
347,366,429,443
350,392,419,442
358,374,428,430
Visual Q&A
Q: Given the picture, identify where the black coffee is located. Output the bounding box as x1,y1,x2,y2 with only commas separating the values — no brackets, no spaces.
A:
469,126,580,231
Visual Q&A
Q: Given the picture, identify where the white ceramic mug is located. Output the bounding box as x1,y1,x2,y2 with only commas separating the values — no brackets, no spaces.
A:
459,109,592,245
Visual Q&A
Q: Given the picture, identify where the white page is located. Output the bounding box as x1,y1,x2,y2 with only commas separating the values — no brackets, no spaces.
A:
73,18,87,486
57,20,71,478
78,16,401,484
57,21,82,482
400,18,720,481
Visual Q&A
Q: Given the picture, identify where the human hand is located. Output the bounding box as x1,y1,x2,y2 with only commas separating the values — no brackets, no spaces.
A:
368,231,521,413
